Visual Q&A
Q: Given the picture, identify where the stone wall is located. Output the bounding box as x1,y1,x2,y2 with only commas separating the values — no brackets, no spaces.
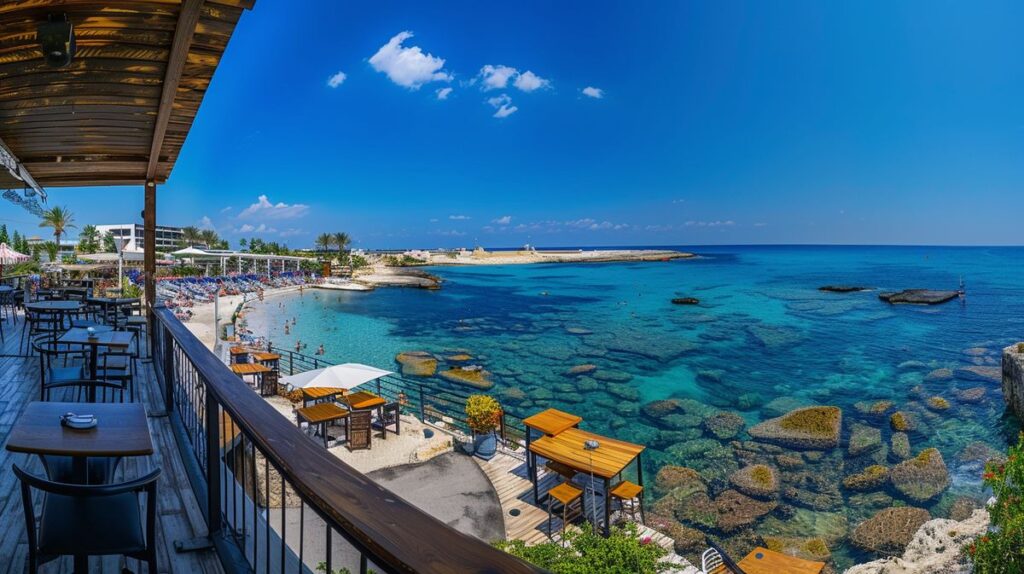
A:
1002,343,1024,421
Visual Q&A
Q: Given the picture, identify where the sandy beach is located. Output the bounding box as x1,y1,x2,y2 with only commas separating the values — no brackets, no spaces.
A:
183,284,308,350
419,247,693,266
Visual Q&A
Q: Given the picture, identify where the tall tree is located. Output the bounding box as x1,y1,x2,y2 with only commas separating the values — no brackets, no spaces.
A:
39,205,76,245
332,232,350,254
238,238,248,251
102,231,117,253
315,233,332,253
180,226,203,247
200,229,219,249
0,224,8,245
77,224,99,254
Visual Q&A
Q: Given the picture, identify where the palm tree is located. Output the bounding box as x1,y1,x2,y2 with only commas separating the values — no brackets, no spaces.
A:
315,233,332,253
77,224,99,254
332,232,350,254
39,205,76,246
180,226,202,247
200,229,219,249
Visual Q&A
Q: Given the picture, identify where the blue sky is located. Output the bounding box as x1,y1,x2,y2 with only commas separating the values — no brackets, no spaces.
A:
4,1,1022,248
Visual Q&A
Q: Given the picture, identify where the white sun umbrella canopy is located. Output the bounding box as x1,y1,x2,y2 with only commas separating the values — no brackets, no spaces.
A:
281,363,394,391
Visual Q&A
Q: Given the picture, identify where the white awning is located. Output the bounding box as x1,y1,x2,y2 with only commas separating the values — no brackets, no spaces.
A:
280,363,394,390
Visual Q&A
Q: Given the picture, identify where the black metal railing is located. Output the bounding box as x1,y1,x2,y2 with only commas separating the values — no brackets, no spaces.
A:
150,304,543,574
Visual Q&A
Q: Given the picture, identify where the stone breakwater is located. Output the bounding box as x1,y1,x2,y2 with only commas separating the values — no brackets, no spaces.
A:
1001,343,1024,421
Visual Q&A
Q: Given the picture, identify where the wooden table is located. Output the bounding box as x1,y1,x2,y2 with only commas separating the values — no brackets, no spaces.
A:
524,408,581,436
736,547,824,574
529,427,645,536
6,401,153,482
295,403,350,448
229,346,251,363
230,363,274,395
302,386,344,407
57,328,134,384
251,351,281,370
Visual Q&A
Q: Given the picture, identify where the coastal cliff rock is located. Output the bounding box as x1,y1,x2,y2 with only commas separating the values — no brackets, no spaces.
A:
748,406,842,449
1001,344,1024,421
889,448,950,502
878,289,960,305
395,351,438,376
844,508,989,574
851,507,931,555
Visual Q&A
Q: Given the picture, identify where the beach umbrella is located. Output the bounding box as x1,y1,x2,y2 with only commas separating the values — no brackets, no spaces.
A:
281,363,394,391
0,242,30,279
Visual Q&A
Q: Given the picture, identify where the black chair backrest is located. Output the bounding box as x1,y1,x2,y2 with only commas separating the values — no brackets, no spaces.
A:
43,379,125,403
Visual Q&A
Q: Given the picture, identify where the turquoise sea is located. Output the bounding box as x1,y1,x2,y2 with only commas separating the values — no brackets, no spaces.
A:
246,245,1024,568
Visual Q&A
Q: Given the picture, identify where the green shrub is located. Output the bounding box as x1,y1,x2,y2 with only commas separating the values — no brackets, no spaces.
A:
965,432,1024,573
495,523,668,573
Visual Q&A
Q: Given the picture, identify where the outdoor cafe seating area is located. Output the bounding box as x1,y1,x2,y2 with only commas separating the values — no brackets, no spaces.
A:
226,350,401,451
0,277,219,574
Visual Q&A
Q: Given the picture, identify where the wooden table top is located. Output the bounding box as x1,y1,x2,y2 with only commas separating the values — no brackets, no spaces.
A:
58,328,134,348
6,402,154,457
523,408,582,436
26,300,82,312
251,352,281,362
229,346,251,355
345,391,386,410
296,403,350,425
302,387,345,400
736,547,824,574
231,363,273,375
530,427,644,480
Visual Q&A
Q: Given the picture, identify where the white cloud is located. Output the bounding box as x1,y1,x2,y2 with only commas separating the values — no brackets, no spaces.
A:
493,215,512,225
448,214,471,220
684,220,735,227
487,94,518,118
327,71,347,88
429,218,439,223
753,222,767,227
582,86,604,99
430,229,466,237
220,206,233,213
479,65,518,90
671,199,685,204
237,223,278,234
514,70,549,92
436,87,453,100
369,31,451,89
279,228,306,237
238,195,310,220
198,216,214,230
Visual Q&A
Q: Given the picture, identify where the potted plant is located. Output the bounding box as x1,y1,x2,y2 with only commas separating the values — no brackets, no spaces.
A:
465,394,502,460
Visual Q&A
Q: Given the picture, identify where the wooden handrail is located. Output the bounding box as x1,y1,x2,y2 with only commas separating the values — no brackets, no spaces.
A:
153,306,543,574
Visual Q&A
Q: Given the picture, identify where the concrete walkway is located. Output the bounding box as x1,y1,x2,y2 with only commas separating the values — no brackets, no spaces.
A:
369,452,506,543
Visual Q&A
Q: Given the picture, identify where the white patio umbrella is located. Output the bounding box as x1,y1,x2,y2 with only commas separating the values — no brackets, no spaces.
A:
0,242,30,279
280,363,394,390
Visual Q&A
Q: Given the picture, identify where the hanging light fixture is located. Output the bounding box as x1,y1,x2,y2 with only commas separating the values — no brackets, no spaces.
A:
37,14,76,68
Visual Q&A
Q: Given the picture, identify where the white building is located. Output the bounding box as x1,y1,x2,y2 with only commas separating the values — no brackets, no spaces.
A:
95,223,185,253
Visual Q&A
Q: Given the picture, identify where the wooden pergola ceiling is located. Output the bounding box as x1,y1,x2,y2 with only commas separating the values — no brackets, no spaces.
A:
0,0,255,193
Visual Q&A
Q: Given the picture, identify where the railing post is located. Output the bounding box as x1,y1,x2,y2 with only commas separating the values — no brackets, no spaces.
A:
418,384,426,422
162,321,175,412
205,382,222,533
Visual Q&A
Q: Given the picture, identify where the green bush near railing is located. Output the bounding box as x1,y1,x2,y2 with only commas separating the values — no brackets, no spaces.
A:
495,523,668,574
965,432,1024,573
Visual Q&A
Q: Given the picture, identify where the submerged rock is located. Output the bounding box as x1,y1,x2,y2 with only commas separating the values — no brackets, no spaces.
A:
729,464,778,499
713,489,777,533
955,365,1001,382
842,465,889,491
889,411,916,432
704,411,746,440
890,448,950,502
955,386,986,403
925,396,950,411
848,424,883,457
878,289,960,305
671,297,700,305
891,432,912,461
818,285,869,293
395,351,438,377
747,324,804,349
654,465,706,497
563,364,597,377
438,367,494,389
645,513,706,553
747,406,842,450
851,506,931,555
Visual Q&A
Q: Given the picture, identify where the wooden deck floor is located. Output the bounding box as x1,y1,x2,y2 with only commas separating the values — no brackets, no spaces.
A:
0,315,224,574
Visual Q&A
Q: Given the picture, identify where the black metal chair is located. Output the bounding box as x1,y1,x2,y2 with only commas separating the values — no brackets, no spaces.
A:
33,338,86,399
375,402,401,437
22,309,64,354
42,378,126,404
14,464,160,574
97,348,137,402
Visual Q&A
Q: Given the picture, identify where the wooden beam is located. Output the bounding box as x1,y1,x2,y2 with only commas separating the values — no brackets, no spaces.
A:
144,180,157,312
146,0,204,181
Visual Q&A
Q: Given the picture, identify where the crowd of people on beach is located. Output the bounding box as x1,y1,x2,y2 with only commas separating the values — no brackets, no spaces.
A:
158,271,319,322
